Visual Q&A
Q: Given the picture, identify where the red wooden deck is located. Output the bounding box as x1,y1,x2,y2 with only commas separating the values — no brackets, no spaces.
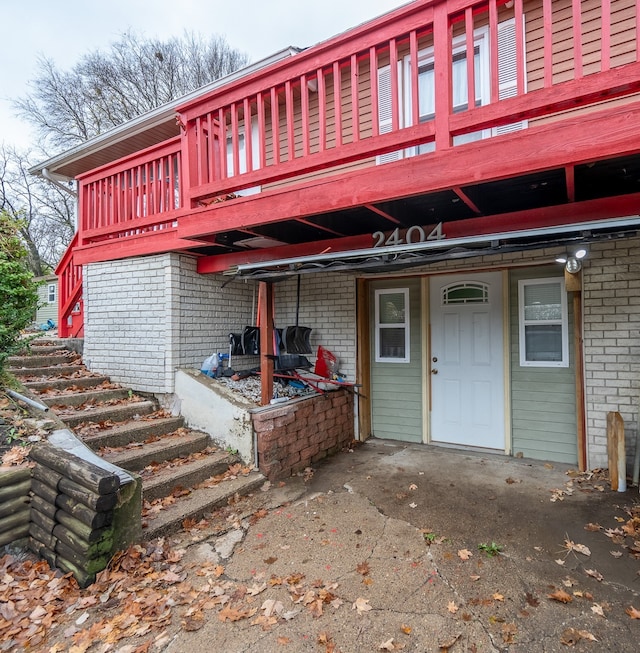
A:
58,0,640,335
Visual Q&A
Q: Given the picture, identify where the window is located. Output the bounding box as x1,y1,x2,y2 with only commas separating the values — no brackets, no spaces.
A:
375,288,410,363
518,278,568,367
442,282,489,305
47,284,56,303
377,17,526,164
226,117,261,196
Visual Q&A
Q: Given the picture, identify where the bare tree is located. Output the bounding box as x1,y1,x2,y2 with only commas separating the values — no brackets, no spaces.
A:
0,145,75,276
16,31,250,152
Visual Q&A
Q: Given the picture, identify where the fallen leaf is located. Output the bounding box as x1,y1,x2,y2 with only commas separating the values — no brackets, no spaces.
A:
379,638,405,650
277,636,291,645
560,628,598,646
585,569,603,582
458,549,473,561
502,623,517,644
352,597,372,615
447,601,458,614
263,556,278,565
555,559,566,566
591,603,605,618
584,523,601,532
564,539,591,557
493,593,504,602
261,599,284,618
409,484,418,490
356,562,370,576
400,624,412,634
626,605,640,619
548,589,573,604
610,550,623,558
409,502,417,509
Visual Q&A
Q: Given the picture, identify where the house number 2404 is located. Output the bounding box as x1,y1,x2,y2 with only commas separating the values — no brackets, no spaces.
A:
372,222,445,247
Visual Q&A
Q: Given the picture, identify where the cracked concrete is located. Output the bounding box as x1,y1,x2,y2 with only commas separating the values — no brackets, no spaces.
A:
163,439,640,652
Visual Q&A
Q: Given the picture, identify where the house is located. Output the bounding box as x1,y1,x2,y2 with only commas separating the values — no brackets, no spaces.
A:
34,0,640,474
33,274,58,327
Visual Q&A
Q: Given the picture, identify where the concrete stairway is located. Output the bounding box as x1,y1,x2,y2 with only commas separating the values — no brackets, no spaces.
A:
7,339,265,539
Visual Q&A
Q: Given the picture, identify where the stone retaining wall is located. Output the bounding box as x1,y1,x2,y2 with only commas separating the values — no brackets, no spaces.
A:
253,390,354,480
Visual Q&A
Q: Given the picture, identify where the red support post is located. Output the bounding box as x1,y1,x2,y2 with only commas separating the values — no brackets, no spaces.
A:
259,281,274,406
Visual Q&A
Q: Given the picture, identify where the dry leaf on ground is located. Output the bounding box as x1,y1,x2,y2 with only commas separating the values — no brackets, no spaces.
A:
548,589,573,604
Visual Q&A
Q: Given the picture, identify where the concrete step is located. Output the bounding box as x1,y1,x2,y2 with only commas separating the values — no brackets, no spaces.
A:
142,471,266,540
101,430,212,471
81,416,186,449
141,451,239,502
52,399,157,428
23,376,112,394
7,353,80,368
41,388,132,408
24,345,68,355
9,365,88,379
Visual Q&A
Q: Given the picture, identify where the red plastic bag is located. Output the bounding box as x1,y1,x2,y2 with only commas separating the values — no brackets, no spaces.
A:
314,345,338,378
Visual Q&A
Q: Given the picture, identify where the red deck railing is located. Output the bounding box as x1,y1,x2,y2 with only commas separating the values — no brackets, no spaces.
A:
61,0,640,335
76,0,640,243
55,232,83,338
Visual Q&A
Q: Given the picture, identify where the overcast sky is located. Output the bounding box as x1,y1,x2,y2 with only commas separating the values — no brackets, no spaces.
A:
0,0,408,151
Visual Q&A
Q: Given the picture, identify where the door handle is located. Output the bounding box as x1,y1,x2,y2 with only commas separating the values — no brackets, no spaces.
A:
431,368,438,374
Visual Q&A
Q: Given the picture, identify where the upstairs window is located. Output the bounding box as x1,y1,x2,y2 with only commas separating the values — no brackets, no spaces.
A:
377,17,526,164
47,284,56,303
518,278,568,367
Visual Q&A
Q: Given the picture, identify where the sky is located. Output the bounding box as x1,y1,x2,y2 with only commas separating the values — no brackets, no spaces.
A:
0,0,409,151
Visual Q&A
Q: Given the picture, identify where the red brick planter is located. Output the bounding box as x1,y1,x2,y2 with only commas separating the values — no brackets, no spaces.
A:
252,390,354,480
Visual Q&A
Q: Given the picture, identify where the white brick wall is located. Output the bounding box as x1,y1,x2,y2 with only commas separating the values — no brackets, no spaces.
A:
274,274,357,379
582,237,640,469
84,255,179,393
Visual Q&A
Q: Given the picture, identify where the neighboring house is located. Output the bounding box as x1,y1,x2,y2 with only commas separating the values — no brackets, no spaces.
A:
33,275,58,326
33,0,640,472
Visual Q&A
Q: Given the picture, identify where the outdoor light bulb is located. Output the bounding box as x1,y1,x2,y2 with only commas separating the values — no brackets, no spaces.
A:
555,254,567,264
574,248,587,259
565,256,582,273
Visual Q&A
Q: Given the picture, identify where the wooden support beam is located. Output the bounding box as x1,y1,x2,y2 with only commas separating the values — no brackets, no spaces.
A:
356,278,371,440
259,281,275,405
607,411,625,491
567,278,587,472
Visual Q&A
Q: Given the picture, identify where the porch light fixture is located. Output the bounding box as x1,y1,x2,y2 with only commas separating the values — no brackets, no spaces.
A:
565,256,582,273
555,247,587,272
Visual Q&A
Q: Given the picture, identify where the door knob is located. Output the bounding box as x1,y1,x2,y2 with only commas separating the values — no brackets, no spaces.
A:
431,368,438,374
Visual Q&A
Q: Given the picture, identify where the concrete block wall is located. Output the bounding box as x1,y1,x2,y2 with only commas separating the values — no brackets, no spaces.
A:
274,274,357,380
85,254,260,393
582,236,640,470
175,255,260,371
84,255,175,393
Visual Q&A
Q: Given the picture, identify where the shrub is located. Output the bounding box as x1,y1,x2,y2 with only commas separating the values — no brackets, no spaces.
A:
0,210,40,373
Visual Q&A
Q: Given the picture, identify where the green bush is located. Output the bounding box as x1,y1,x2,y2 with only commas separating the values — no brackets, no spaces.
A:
0,210,40,373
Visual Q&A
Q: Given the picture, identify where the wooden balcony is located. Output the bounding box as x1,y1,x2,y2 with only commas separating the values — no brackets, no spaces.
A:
61,0,640,323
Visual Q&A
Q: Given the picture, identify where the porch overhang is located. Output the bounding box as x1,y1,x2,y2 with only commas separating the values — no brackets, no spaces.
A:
224,216,640,281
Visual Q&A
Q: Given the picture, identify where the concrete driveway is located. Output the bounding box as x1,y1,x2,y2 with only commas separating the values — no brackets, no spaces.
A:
162,439,640,652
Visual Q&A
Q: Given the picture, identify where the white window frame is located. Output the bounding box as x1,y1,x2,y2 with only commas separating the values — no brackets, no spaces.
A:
226,116,261,196
374,288,410,363
47,283,56,303
518,278,569,368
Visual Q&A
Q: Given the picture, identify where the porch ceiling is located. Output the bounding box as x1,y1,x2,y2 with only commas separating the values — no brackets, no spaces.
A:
190,151,640,271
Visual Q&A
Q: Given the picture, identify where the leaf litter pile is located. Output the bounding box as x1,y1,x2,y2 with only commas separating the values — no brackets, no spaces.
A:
0,534,351,653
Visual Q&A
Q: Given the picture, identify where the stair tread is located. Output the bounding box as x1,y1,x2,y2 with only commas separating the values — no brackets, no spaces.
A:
52,399,157,425
100,430,211,468
141,451,237,492
41,388,130,407
81,415,185,444
142,472,266,540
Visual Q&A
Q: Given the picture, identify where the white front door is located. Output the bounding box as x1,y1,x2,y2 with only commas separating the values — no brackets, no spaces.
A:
429,272,505,449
